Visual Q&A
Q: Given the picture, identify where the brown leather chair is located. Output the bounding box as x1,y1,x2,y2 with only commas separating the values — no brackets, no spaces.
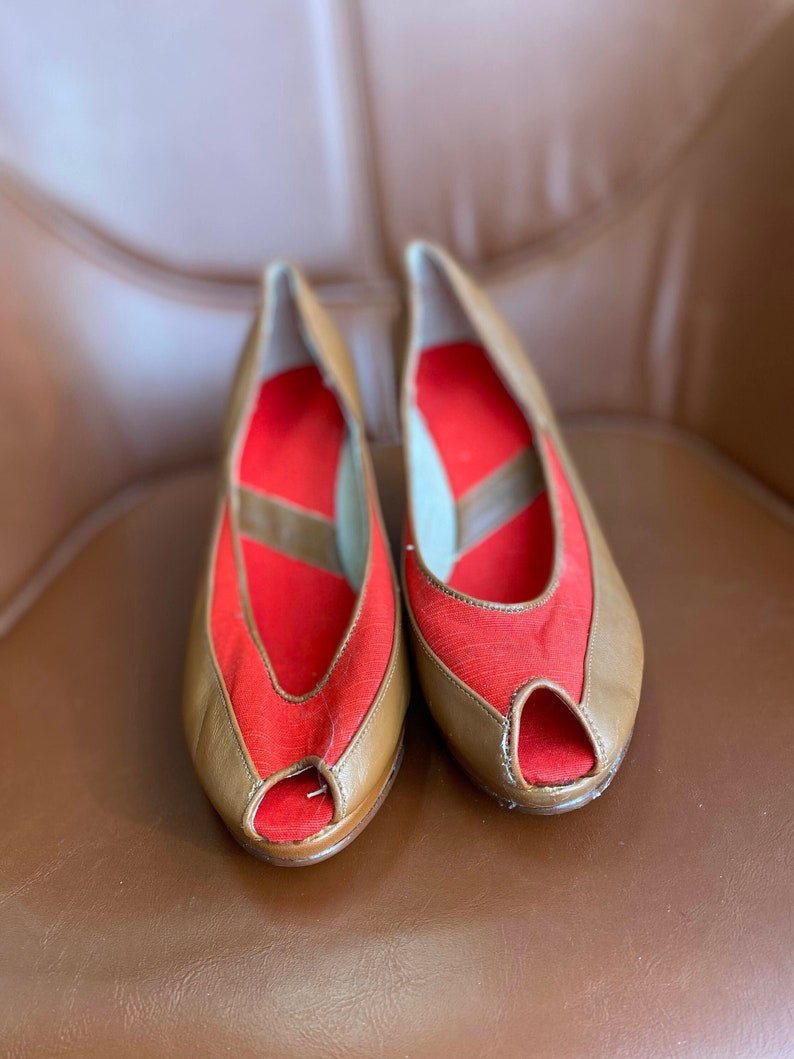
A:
2,3,792,1055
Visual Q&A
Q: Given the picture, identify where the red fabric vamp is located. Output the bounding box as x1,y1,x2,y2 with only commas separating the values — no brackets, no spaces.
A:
239,365,343,517
211,504,394,834
208,365,396,842
415,341,532,495
406,440,596,784
415,342,554,604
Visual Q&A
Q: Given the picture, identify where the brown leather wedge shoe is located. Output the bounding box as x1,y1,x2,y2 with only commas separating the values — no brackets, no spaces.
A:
401,241,643,813
183,263,409,864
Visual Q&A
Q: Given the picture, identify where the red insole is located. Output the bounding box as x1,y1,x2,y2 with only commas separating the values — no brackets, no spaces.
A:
238,365,355,697
450,498,554,602
518,688,596,786
240,364,344,516
239,541,355,696
255,767,334,844
238,365,352,840
415,342,552,602
415,343,594,785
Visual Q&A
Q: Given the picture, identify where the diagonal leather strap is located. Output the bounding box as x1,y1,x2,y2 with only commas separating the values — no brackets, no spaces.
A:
237,488,343,576
457,448,545,554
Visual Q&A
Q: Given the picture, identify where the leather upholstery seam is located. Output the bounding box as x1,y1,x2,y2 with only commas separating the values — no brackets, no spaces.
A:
338,0,390,277
0,464,210,639
0,159,398,308
566,418,794,525
461,7,794,284
4,8,788,298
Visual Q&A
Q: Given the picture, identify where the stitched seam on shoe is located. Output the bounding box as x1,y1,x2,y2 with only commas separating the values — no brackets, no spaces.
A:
414,561,561,611
207,641,257,790
408,609,503,728
580,592,607,761
338,625,400,763
222,477,398,788
332,623,401,814
410,432,565,613
264,573,372,703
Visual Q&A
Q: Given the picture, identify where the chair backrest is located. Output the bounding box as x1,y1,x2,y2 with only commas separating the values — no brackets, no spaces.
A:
2,0,793,612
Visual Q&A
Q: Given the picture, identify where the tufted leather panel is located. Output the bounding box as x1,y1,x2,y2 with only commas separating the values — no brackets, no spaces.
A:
3,2,794,619
358,0,790,265
0,0,384,279
3,2,794,605
1,3,793,1055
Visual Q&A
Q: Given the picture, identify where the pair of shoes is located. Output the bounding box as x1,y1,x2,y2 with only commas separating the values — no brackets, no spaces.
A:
183,242,644,865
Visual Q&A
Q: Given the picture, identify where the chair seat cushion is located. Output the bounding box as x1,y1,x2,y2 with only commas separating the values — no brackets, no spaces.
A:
1,422,791,1058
